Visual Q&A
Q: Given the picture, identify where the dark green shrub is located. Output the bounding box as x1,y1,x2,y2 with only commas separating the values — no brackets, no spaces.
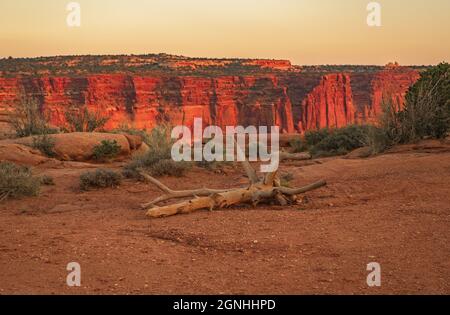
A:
308,125,368,157
304,128,331,147
92,140,121,161
289,137,307,153
32,134,56,157
0,162,40,201
79,169,122,191
400,62,450,141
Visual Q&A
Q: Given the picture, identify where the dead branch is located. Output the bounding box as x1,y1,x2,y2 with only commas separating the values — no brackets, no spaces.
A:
140,172,231,209
141,141,325,219
143,170,326,218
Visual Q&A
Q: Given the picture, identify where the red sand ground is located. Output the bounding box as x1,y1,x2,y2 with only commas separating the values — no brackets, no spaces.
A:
0,142,449,294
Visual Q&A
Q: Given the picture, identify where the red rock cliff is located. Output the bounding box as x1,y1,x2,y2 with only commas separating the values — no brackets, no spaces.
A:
0,67,420,134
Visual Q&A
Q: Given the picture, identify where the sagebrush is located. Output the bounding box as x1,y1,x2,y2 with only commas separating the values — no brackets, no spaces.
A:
64,107,109,132
10,92,56,137
123,124,190,178
0,162,41,201
80,169,122,191
92,140,121,161
32,134,56,157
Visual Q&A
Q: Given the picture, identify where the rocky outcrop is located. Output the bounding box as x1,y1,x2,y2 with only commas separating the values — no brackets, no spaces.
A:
3,133,144,162
297,74,356,132
0,144,50,166
0,62,420,134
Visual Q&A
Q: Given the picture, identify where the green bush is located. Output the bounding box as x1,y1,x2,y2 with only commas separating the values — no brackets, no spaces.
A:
79,169,122,191
400,62,450,141
92,140,121,162
0,162,41,201
304,128,331,147
32,134,56,157
64,107,109,132
289,137,308,153
308,125,368,157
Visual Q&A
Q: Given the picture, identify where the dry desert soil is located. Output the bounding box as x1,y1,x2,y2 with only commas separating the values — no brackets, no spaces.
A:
0,141,449,295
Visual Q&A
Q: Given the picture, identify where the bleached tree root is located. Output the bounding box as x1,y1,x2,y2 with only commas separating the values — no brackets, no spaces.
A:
142,170,326,218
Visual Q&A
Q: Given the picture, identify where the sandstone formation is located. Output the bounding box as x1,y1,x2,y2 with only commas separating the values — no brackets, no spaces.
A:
2,133,143,162
0,144,49,166
0,56,421,134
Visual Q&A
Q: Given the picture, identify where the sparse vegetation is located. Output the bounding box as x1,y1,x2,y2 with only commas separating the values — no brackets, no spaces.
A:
92,140,121,162
291,125,369,158
398,62,450,141
0,162,41,201
364,63,450,151
79,169,122,191
64,107,109,132
32,134,56,157
289,138,308,153
123,124,190,178
10,93,56,137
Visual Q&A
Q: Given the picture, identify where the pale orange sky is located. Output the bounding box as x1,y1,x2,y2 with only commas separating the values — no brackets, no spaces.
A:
0,0,449,65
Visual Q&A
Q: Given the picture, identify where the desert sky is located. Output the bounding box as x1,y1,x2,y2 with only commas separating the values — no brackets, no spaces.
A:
0,0,449,65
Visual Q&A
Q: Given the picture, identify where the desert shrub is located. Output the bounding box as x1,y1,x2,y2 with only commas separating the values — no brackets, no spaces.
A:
399,62,450,141
123,149,190,178
92,140,121,162
144,123,174,151
0,162,40,201
32,133,56,157
79,169,122,191
365,64,450,149
123,124,191,178
40,175,55,186
304,128,331,147
10,93,55,137
363,126,391,154
289,137,308,153
308,125,368,157
64,107,109,132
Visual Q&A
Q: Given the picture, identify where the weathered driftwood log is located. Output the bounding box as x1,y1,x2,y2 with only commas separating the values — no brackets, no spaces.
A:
141,157,326,218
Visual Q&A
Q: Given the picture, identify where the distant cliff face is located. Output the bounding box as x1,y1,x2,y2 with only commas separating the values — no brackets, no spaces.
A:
0,55,421,134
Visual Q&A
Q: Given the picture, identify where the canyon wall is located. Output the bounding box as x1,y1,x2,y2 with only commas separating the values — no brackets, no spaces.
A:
0,66,420,135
